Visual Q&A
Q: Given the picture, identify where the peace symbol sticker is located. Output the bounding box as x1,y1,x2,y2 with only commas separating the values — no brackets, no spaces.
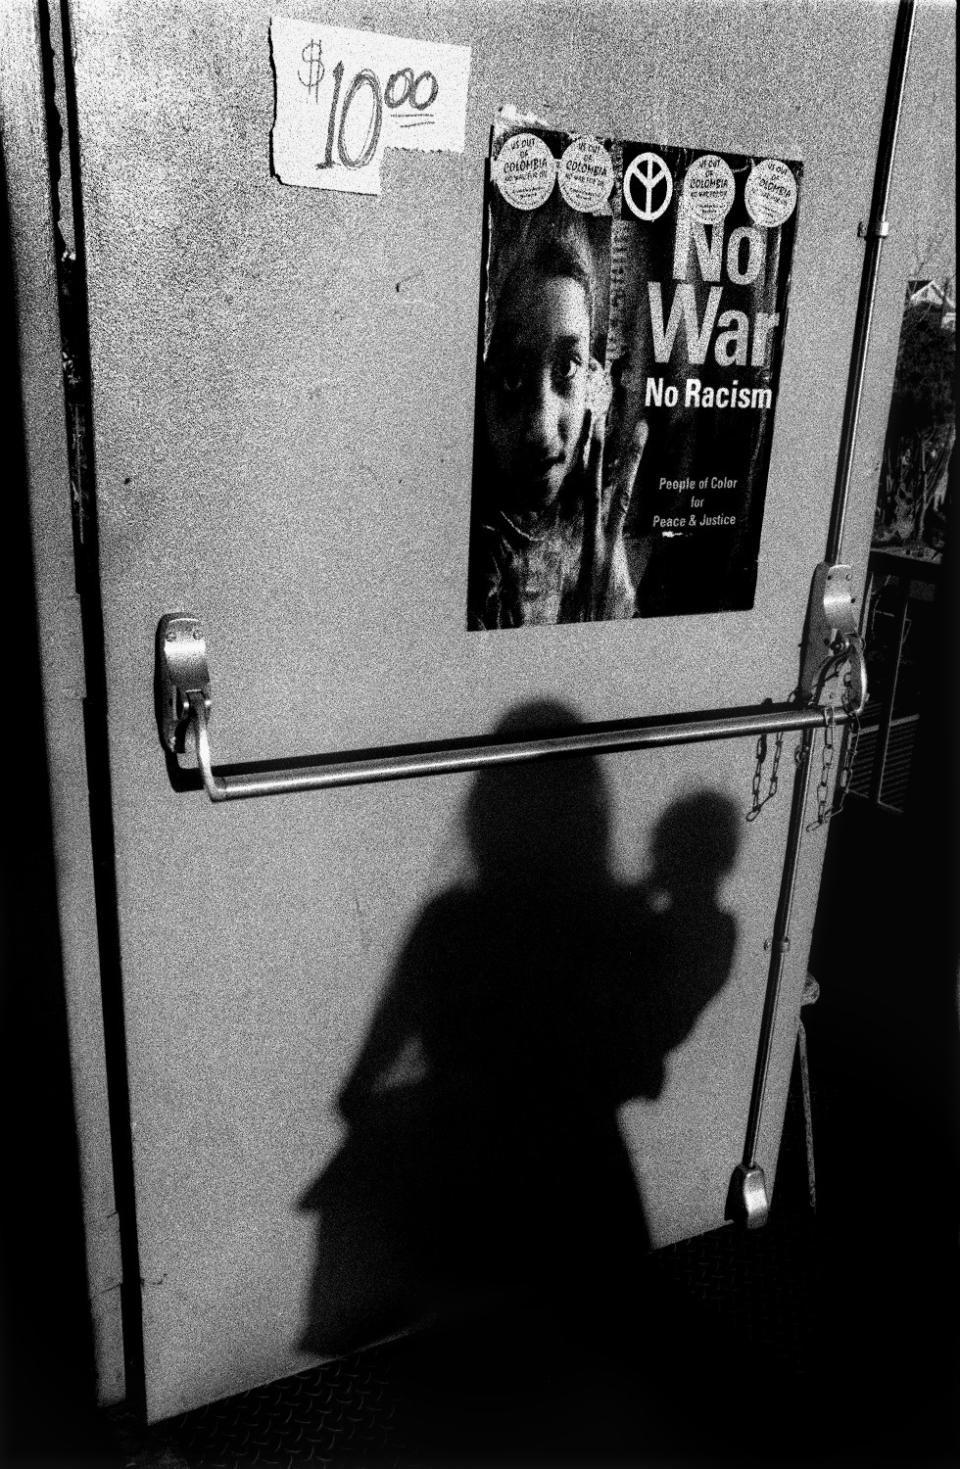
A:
623,151,674,222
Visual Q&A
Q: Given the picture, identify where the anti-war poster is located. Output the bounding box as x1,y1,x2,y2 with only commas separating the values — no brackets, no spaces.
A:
467,114,802,629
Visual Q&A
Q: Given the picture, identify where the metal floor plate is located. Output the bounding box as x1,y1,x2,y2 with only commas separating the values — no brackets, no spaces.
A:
109,1205,822,1469
106,1050,823,1469
105,1061,822,1468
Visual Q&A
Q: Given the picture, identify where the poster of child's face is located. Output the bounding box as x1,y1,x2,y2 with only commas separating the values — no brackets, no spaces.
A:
483,266,594,516
466,144,626,632
467,120,803,628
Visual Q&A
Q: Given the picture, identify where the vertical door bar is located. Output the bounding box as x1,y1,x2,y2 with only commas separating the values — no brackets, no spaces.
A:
826,0,917,564
732,0,918,1225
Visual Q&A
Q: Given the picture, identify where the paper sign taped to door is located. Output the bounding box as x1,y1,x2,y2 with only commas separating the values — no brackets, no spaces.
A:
270,17,471,195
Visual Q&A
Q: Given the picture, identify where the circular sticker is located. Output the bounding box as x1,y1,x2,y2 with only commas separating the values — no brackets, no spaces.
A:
745,158,797,227
683,153,735,225
622,151,674,222
558,136,614,213
493,132,557,211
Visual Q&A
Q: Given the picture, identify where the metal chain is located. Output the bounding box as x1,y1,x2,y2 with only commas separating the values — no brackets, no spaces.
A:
832,707,861,817
806,703,862,829
807,705,836,830
807,653,866,830
746,725,785,822
747,730,767,820
769,727,784,801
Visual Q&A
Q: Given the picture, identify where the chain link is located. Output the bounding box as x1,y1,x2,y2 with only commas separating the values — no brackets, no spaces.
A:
747,642,865,829
807,705,836,829
746,725,785,822
806,702,863,830
769,727,784,800
747,730,766,820
807,643,867,830
832,707,861,817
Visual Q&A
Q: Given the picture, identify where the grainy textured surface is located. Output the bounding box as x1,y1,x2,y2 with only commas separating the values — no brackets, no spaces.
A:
44,0,957,1422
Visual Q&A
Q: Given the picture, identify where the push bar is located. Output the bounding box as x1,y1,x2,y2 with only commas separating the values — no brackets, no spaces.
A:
189,691,853,802
158,614,862,804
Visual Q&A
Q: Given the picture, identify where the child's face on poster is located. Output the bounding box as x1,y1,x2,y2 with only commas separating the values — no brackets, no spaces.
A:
484,273,591,512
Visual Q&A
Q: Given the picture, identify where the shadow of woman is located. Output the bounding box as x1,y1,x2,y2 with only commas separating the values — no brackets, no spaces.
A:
298,703,741,1406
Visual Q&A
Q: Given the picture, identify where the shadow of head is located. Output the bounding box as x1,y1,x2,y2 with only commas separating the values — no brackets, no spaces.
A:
463,700,611,896
648,787,741,902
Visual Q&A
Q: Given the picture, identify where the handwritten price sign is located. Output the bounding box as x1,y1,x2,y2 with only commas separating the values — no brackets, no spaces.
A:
271,17,471,196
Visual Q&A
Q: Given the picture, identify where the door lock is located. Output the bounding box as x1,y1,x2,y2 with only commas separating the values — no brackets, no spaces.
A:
798,562,867,713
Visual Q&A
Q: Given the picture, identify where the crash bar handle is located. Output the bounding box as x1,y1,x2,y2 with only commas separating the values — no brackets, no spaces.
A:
186,692,855,803
159,613,865,804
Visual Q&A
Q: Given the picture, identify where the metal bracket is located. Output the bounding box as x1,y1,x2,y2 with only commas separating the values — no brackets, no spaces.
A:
858,218,891,240
156,613,211,755
726,1163,770,1230
798,562,867,713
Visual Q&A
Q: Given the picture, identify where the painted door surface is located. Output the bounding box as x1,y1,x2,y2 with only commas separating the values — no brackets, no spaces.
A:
46,0,951,1421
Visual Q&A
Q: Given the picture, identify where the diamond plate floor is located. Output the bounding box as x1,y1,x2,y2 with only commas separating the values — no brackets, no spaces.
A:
107,1204,823,1469
105,1068,824,1469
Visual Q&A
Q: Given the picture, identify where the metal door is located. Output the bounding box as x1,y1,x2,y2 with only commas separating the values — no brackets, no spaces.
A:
5,0,953,1423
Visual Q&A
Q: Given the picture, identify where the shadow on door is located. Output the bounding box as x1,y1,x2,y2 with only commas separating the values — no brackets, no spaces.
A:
297,700,741,1378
